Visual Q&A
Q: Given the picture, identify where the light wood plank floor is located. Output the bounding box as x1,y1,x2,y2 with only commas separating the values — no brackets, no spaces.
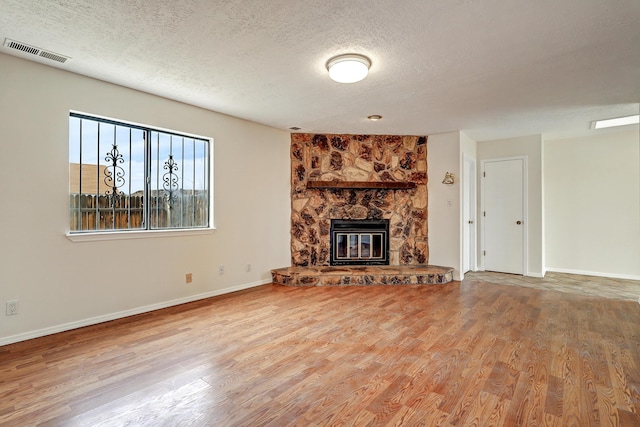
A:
1,277,640,426
465,271,640,302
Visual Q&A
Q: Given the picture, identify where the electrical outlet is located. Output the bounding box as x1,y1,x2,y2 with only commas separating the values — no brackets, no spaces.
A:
6,300,18,316
185,273,192,284
246,263,251,272
218,265,225,275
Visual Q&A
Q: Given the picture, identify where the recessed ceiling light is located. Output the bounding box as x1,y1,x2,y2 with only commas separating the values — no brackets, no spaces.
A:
592,114,639,129
367,115,382,121
326,54,371,84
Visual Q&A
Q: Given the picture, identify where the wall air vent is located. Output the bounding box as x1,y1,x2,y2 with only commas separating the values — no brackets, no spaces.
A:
3,38,70,63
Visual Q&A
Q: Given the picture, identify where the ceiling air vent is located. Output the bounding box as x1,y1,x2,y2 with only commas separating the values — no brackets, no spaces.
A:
3,38,70,63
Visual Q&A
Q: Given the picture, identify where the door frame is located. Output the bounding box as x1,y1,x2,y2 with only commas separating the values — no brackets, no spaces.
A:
479,155,528,274
462,154,477,275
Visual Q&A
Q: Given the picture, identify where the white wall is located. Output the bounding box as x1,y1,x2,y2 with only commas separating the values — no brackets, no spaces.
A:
544,128,640,279
427,131,478,280
478,135,545,277
427,131,461,279
0,53,291,345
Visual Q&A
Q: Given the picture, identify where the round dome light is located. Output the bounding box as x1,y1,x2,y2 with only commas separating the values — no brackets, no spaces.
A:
326,54,371,84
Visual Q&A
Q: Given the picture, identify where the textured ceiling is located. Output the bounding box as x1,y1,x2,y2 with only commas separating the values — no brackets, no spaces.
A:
1,0,639,140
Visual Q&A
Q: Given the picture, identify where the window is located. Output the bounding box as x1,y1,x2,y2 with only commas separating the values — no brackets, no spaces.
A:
69,112,211,233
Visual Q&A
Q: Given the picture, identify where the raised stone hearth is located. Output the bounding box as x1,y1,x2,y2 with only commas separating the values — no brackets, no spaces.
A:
271,265,453,287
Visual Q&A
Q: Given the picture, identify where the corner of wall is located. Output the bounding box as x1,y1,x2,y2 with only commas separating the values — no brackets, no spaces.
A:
427,131,462,276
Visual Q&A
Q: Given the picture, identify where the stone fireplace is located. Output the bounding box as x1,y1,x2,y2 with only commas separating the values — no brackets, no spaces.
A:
272,133,454,287
290,133,428,267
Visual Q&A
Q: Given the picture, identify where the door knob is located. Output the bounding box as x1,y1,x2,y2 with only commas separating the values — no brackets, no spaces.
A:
516,221,522,225
468,220,474,224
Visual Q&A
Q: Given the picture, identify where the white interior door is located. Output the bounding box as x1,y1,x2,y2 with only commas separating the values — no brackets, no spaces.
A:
462,156,476,273
482,158,525,274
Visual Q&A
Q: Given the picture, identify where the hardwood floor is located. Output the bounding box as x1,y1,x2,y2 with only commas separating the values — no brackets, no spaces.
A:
465,271,640,302
1,277,640,426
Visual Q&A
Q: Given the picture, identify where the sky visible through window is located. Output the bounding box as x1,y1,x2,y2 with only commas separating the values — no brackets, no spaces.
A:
69,116,208,195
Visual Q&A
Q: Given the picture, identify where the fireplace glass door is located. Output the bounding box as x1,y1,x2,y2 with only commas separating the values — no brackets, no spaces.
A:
335,233,383,260
330,219,389,266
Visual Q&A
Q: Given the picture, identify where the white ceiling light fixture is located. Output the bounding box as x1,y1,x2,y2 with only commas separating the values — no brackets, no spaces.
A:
326,54,371,83
592,114,639,129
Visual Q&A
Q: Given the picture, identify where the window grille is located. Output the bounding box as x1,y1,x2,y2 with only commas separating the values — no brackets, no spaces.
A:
69,113,211,232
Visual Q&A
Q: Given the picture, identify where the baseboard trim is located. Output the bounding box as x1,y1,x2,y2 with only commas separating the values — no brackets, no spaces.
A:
0,279,271,347
472,269,545,278
545,268,640,282
526,272,545,278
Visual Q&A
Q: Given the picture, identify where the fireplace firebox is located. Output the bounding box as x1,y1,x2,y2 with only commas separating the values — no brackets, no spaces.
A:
330,219,390,266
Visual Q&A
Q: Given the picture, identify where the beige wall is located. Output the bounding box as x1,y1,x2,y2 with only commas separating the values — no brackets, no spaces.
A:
427,131,462,279
544,128,640,279
427,131,478,280
0,53,291,344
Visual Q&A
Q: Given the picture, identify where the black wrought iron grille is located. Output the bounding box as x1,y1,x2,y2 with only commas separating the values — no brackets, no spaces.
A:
69,113,210,232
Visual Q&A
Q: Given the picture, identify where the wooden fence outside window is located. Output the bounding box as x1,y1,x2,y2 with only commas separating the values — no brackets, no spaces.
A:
69,193,208,231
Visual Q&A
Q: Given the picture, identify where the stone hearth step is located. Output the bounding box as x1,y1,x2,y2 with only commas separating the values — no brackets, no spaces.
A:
271,265,454,287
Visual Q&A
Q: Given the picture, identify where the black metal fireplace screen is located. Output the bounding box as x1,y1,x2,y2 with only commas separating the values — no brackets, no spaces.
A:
330,219,389,266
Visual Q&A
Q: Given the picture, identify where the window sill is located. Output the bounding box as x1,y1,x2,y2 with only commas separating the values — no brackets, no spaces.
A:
66,227,216,242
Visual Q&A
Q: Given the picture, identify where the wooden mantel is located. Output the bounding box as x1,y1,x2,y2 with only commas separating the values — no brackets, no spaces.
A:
306,180,417,190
